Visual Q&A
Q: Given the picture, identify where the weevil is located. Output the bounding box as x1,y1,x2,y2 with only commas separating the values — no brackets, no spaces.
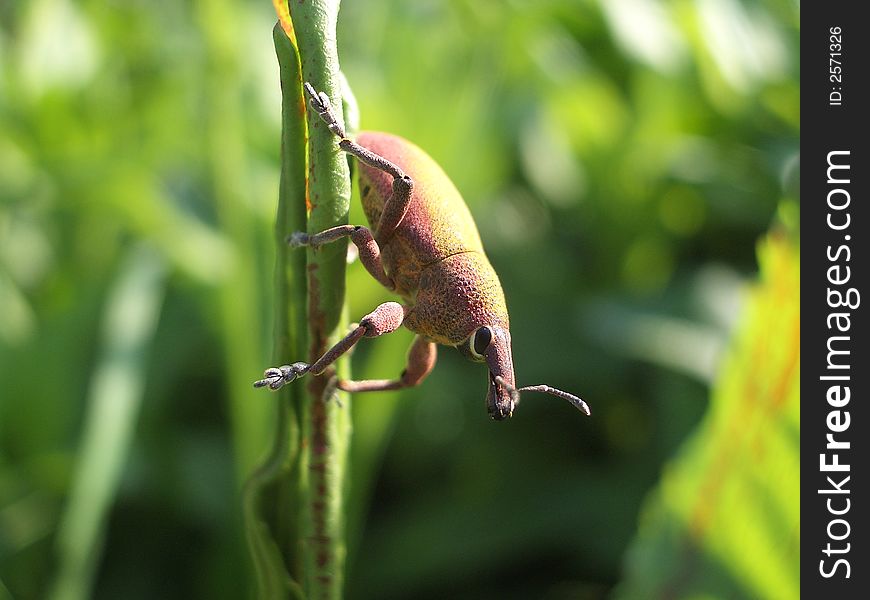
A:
255,83,589,420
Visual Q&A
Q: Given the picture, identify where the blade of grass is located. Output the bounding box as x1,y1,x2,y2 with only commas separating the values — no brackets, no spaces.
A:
48,245,165,600
195,0,270,482
245,2,354,595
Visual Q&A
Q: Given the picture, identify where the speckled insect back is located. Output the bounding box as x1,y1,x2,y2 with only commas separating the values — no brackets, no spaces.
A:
355,132,509,344
255,83,589,421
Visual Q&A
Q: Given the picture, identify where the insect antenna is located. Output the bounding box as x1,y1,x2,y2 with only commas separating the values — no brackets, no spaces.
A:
495,376,590,416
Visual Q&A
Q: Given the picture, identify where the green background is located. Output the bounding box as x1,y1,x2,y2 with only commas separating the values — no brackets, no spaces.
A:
1,0,799,598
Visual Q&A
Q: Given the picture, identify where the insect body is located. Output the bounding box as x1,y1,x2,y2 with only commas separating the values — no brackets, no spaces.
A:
255,83,589,420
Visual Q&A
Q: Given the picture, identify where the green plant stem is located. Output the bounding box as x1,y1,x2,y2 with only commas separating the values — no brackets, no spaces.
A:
286,1,353,598
246,3,352,598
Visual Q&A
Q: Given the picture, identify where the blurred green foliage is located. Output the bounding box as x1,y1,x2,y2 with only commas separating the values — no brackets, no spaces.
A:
1,0,798,599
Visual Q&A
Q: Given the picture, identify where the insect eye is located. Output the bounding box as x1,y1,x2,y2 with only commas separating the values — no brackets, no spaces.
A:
472,326,493,358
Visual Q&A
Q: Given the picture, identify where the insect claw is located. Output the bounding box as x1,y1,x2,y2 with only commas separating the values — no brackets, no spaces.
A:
303,83,325,112
253,368,283,390
287,231,311,248
253,362,311,391
303,82,347,139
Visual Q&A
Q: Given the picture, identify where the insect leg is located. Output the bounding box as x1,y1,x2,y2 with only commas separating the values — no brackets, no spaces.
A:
254,302,405,390
289,224,394,291
305,301,406,375
304,82,414,240
336,335,437,393
254,302,407,390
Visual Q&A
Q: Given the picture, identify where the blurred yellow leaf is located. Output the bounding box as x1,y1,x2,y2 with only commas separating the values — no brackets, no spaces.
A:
616,230,799,599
